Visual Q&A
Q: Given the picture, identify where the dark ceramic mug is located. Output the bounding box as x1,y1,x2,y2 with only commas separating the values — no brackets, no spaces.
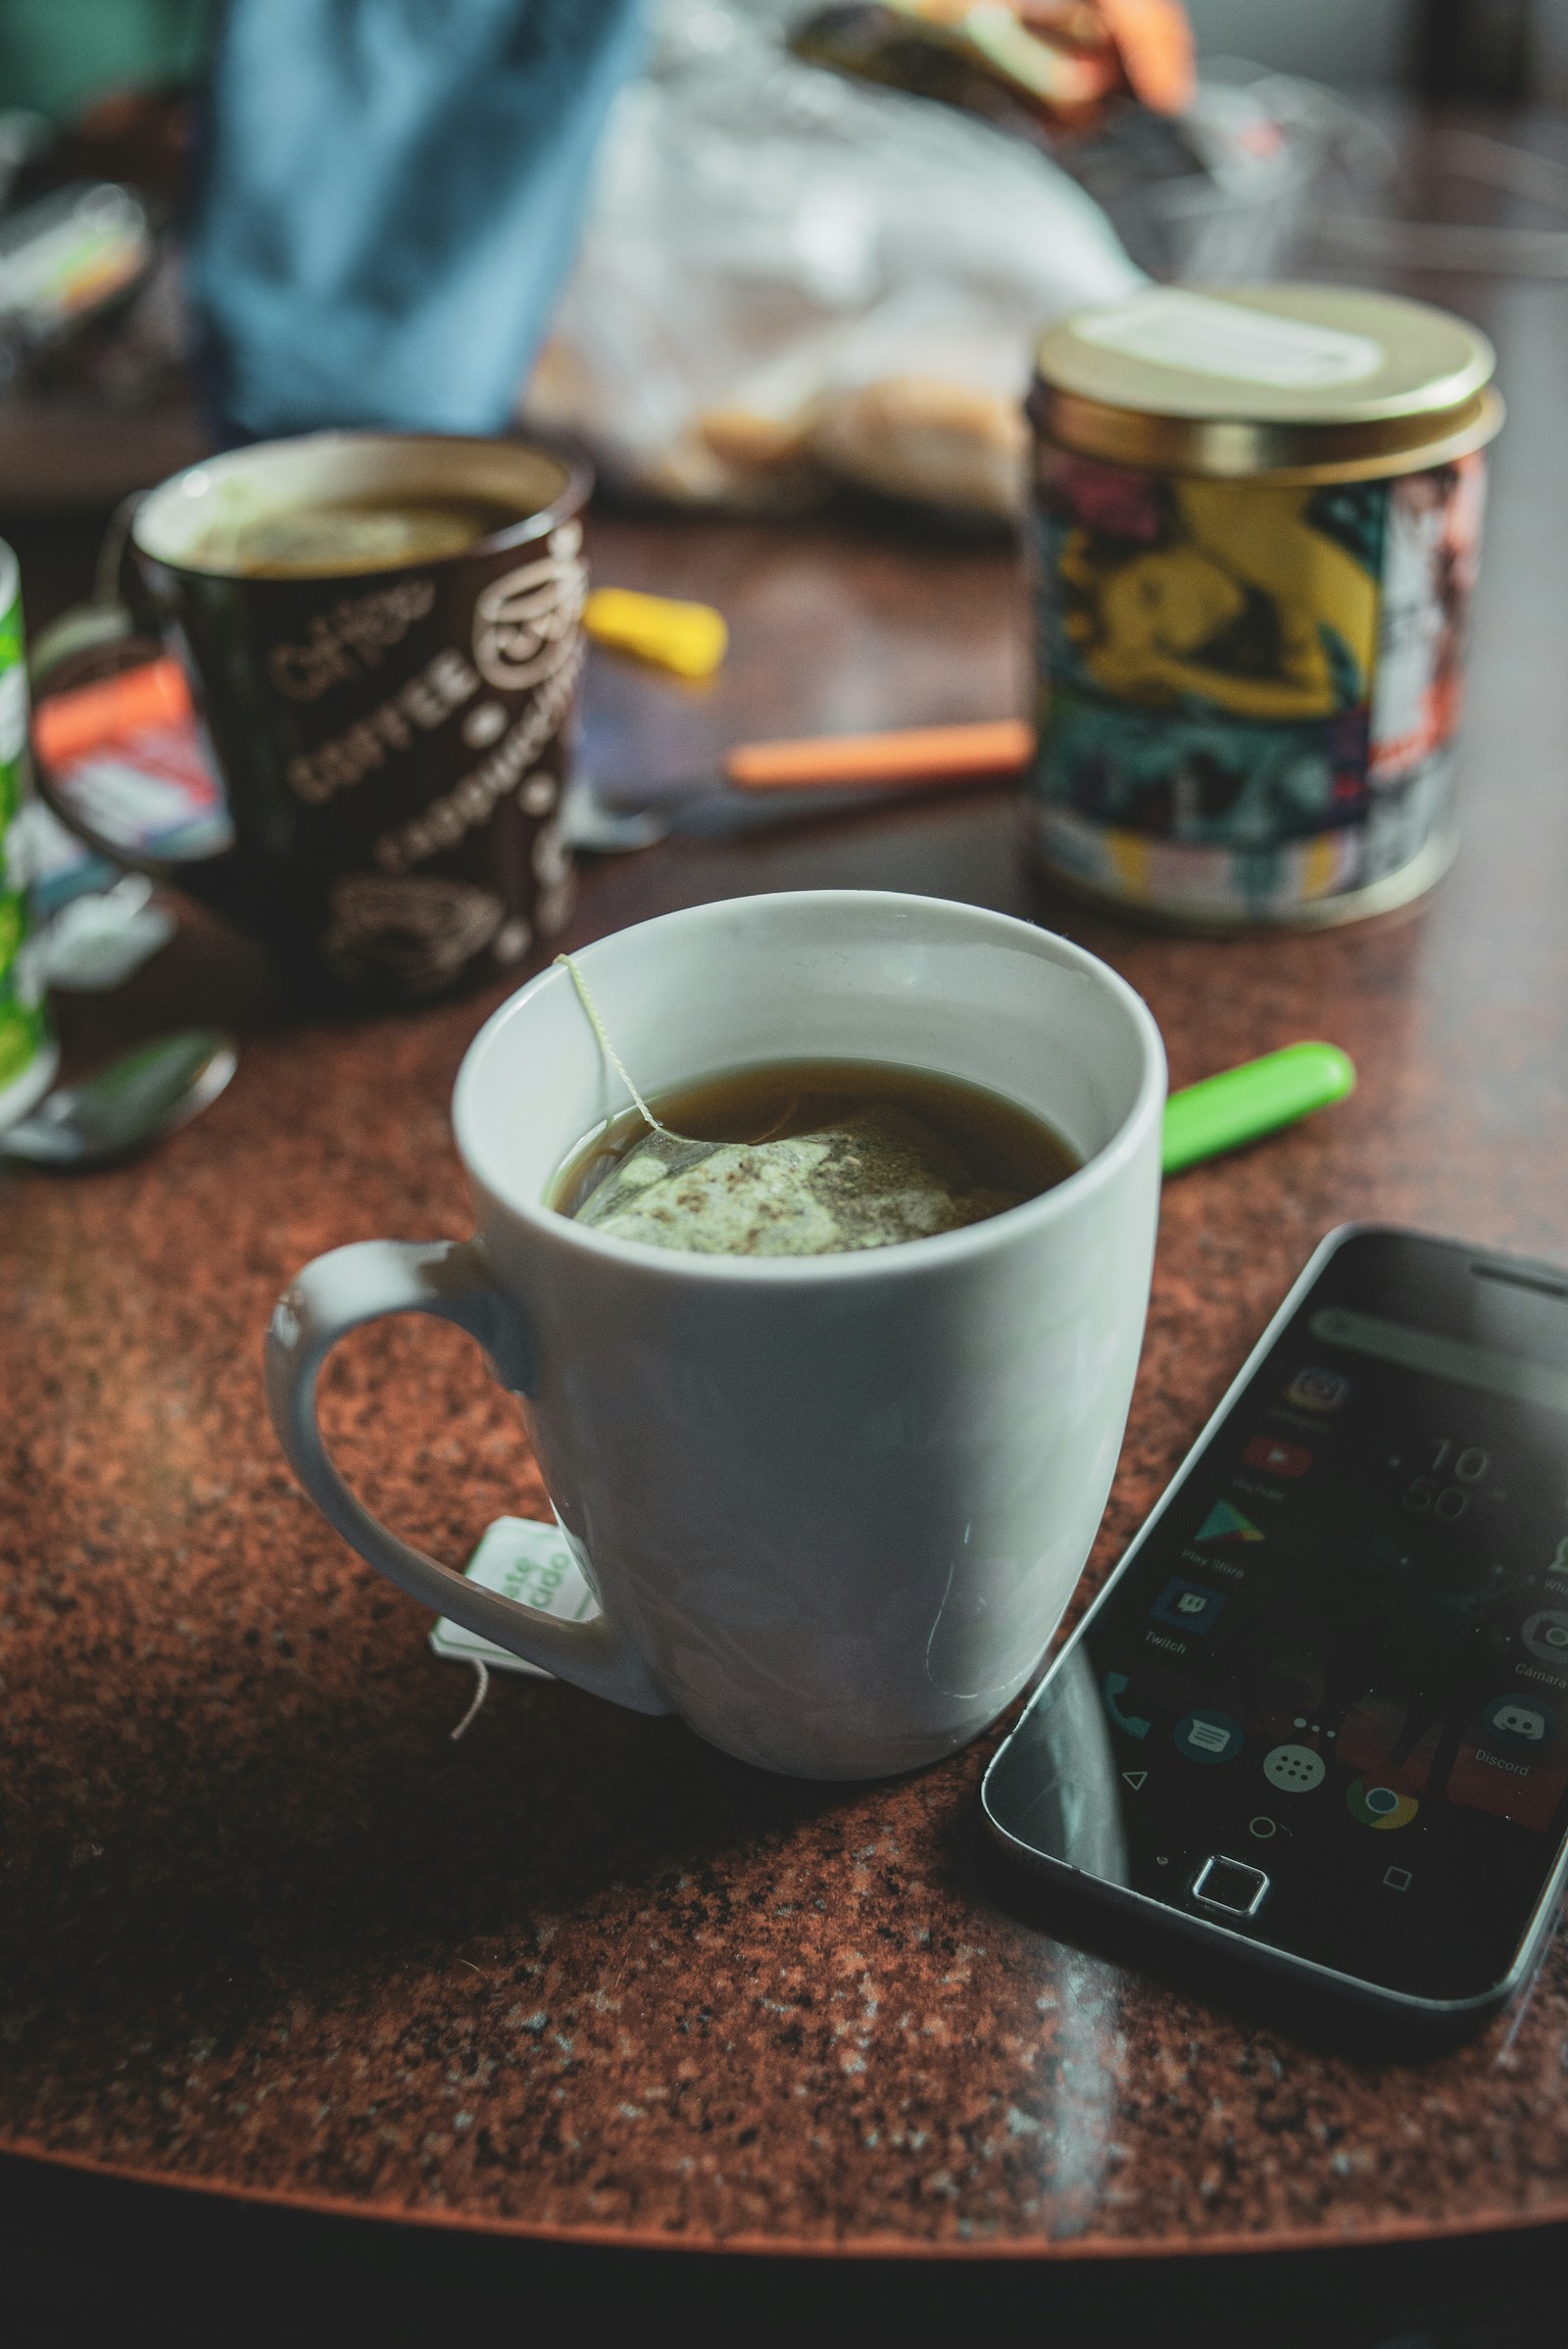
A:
31,431,591,1002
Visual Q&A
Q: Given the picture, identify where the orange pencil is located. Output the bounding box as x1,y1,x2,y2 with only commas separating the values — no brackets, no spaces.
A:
723,719,1034,793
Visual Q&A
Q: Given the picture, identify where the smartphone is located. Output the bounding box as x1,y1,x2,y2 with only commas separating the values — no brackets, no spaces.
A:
981,1225,1568,2031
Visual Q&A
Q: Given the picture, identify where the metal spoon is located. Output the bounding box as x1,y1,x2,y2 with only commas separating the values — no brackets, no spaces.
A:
0,1029,237,1169
559,775,932,855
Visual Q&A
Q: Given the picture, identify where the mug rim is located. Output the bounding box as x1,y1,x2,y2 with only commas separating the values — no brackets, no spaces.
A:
453,891,1166,1286
129,427,594,583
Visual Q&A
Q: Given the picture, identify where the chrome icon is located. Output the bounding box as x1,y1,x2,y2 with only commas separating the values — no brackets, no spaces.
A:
1347,1779,1419,1831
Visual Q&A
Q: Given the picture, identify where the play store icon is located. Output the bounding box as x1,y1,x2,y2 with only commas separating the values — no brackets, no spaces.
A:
1197,1499,1264,1544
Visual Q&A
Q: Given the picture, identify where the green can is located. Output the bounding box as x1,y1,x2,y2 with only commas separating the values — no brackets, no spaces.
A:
0,537,57,1128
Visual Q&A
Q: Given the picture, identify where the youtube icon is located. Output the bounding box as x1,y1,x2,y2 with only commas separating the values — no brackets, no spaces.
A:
1245,1435,1312,1478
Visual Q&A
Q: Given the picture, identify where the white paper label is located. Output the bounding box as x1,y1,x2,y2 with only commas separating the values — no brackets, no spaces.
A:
429,1515,598,1678
39,877,176,993
1076,290,1383,388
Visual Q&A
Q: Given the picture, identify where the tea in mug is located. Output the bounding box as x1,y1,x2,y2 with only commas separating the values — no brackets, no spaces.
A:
185,497,516,577
554,1059,1080,1257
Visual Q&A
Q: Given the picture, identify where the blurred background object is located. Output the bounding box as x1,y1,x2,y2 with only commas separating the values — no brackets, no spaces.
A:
788,2,1395,292
0,532,56,1128
0,0,216,126
190,0,646,442
1183,0,1412,83
0,114,51,218
0,183,155,402
520,0,1145,519
520,0,1568,517
0,3,203,413
1416,0,1532,101
1,0,1566,521
791,0,1197,133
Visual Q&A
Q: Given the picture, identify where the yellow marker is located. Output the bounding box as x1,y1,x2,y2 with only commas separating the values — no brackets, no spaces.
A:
582,587,728,681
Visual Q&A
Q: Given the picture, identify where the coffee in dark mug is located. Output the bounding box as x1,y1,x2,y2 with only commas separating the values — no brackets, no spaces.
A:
33,431,591,1002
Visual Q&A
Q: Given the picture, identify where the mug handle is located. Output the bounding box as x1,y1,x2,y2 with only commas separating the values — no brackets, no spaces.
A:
265,1237,671,1716
26,596,257,906
25,513,253,915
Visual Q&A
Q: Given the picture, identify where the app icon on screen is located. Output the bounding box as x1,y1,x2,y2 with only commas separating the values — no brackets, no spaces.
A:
1521,1609,1568,1666
1174,1710,1244,1764
1262,1743,1326,1794
1348,1780,1419,1830
1102,1670,1151,1738
1151,1578,1227,1636
1483,1693,1555,1753
1244,1435,1312,1478
1287,1367,1350,1412
1196,1499,1263,1545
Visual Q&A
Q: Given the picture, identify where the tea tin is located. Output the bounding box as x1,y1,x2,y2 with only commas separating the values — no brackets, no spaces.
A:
1026,285,1501,927
0,537,56,1129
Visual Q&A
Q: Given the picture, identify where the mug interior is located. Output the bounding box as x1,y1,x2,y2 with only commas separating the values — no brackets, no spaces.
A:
456,893,1163,1249
132,432,575,576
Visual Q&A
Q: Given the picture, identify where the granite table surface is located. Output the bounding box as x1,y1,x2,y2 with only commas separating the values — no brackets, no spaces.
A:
5,242,1568,2263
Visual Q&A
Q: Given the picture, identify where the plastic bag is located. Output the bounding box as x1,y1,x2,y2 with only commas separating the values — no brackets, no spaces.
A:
521,0,1143,517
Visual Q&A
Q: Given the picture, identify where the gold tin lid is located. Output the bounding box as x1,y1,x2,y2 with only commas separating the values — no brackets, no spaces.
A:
1032,284,1501,482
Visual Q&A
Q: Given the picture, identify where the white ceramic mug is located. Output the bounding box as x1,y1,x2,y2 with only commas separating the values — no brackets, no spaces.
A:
266,892,1165,1778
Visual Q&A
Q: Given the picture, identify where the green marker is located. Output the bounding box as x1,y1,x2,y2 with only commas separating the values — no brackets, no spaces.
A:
1162,1041,1355,1175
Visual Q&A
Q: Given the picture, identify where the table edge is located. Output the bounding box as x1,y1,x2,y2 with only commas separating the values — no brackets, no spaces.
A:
4,2134,1566,2263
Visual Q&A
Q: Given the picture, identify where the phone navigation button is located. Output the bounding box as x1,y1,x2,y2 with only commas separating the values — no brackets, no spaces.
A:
1192,1855,1270,1918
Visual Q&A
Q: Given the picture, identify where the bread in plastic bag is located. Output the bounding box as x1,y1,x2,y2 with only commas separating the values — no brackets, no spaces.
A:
521,0,1144,518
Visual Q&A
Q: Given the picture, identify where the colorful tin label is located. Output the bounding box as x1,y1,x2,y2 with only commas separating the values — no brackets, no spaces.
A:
1028,449,1488,924
0,539,56,1128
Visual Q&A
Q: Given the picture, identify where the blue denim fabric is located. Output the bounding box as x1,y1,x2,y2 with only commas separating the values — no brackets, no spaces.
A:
189,0,643,440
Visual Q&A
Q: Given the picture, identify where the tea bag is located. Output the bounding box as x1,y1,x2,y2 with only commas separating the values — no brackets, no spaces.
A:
556,954,1022,1258
573,1110,1022,1256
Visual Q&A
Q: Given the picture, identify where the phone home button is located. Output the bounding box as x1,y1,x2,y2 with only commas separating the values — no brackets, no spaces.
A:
1192,1854,1270,1919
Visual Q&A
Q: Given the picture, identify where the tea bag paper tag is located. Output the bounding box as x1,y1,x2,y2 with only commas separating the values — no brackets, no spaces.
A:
429,1516,598,1679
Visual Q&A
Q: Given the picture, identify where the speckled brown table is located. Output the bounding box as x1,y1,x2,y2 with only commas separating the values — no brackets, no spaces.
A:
6,239,1568,2270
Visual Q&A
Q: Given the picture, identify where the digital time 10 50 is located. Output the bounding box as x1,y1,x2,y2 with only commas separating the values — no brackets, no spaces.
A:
1398,1437,1492,1522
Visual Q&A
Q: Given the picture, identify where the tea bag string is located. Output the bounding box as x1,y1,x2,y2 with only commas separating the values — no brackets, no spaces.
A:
555,953,681,1138
555,953,799,1150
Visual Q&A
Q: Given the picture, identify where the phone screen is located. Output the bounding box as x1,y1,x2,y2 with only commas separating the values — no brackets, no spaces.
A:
984,1230,1568,2007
